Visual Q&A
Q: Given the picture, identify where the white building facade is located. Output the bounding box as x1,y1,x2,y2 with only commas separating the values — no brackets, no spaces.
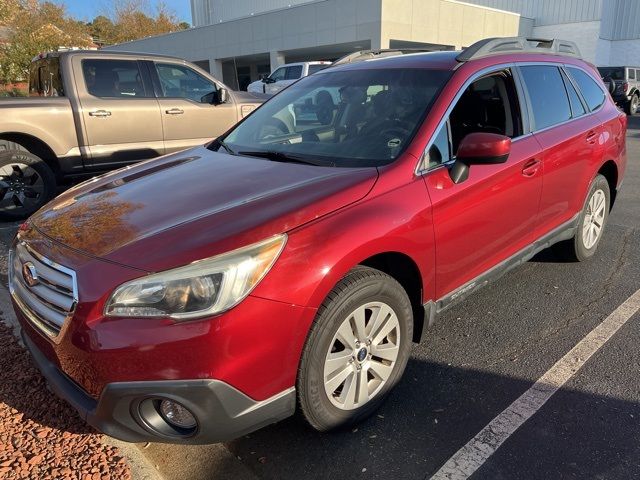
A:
106,0,640,90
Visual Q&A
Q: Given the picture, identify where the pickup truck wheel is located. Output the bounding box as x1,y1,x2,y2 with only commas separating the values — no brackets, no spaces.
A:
297,266,413,432
556,174,610,262
625,94,639,115
0,151,56,221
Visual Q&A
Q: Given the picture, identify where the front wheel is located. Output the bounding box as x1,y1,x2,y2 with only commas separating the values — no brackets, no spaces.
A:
297,266,413,432
556,174,610,262
0,150,56,221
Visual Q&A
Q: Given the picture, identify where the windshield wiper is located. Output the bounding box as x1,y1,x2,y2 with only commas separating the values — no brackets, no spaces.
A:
216,140,237,155
237,150,335,167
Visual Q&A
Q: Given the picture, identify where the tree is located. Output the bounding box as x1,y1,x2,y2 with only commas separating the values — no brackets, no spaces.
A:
0,1,92,83
108,0,189,43
87,15,117,46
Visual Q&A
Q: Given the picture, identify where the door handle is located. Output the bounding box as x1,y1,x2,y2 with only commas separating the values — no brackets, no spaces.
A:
522,158,541,177
165,108,184,115
88,110,111,117
586,130,598,144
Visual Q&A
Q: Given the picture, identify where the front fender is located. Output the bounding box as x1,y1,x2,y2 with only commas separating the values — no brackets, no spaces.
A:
251,177,435,309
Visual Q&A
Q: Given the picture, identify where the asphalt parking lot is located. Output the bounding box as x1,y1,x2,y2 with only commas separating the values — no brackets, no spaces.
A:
0,117,639,480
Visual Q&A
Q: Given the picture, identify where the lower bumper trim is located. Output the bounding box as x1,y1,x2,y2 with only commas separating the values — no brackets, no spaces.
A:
22,330,296,444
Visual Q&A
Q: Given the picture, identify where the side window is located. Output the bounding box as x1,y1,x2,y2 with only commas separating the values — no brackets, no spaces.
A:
155,63,217,103
82,59,148,98
567,67,606,112
629,69,636,80
561,70,586,118
427,123,451,168
269,67,286,82
449,70,523,153
285,65,303,80
520,65,571,131
636,69,640,80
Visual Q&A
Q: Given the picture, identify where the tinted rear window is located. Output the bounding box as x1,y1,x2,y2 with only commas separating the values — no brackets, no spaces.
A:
308,64,329,75
567,67,605,112
520,65,571,131
29,57,64,97
597,67,625,80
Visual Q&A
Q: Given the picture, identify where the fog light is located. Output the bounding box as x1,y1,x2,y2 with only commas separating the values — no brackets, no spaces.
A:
159,400,197,429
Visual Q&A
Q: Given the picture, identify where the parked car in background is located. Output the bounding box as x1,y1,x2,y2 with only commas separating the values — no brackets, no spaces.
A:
597,66,640,114
0,50,268,220
247,61,331,94
11,37,625,445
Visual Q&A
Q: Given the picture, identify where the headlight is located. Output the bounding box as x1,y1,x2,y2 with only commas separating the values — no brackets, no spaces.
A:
105,235,286,319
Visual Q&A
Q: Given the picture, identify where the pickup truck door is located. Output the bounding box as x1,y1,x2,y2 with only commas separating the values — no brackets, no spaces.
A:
149,61,238,153
73,57,164,168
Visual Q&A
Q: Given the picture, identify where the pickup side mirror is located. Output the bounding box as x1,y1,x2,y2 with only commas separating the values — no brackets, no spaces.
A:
217,88,228,104
263,77,275,84
450,132,511,184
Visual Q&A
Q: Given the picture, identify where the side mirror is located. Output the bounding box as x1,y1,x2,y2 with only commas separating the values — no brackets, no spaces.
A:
217,87,228,104
263,77,275,84
449,132,511,184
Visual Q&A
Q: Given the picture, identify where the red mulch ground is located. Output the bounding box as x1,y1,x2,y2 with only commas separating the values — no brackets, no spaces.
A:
0,323,131,479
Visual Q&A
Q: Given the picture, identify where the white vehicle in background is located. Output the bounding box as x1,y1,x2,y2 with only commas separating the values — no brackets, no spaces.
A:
247,61,331,94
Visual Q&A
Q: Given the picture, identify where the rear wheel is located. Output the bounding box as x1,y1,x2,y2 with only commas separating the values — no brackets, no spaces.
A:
0,151,56,221
297,266,413,431
625,93,638,115
556,174,610,262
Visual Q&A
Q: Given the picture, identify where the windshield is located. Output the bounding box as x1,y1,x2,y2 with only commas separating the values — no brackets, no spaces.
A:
597,67,625,80
217,68,451,167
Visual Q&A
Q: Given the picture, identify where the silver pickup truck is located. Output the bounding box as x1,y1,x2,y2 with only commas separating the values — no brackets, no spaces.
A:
0,50,269,220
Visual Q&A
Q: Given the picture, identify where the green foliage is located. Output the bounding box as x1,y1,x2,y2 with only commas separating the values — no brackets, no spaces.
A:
0,0,190,84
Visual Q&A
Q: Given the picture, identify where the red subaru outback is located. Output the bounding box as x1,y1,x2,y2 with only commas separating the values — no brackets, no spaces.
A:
10,37,626,443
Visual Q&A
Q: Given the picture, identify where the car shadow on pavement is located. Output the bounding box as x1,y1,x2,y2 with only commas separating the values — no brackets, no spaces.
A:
225,357,640,480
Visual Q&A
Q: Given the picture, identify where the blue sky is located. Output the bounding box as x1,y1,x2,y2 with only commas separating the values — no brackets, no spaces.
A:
53,1,192,24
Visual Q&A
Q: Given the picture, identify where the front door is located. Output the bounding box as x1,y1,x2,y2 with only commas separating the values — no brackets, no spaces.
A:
151,62,238,153
74,57,164,169
423,69,544,299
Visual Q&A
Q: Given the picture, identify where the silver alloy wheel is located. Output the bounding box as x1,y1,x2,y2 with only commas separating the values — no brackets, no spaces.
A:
323,301,401,410
582,189,606,249
0,163,45,211
632,95,639,115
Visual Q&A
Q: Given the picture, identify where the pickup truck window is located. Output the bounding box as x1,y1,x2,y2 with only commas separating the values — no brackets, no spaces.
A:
29,57,64,97
155,63,217,103
82,59,149,98
286,65,303,80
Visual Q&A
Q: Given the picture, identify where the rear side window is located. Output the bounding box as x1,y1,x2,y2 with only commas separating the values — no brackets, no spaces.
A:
561,70,586,118
286,65,303,80
520,65,571,131
82,59,148,98
629,69,636,80
29,57,64,97
567,67,605,112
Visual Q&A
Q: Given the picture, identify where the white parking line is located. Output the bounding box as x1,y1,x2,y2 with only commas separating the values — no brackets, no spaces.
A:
430,288,640,480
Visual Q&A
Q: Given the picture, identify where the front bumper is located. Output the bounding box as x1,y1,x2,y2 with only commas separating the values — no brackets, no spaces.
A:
22,330,296,444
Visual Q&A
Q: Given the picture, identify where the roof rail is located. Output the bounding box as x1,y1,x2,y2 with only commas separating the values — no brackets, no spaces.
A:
456,37,582,62
331,48,435,67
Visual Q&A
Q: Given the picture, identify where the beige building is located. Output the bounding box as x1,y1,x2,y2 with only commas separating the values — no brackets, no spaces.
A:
107,0,533,90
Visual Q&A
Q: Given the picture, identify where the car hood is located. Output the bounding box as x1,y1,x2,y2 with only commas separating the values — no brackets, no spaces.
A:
31,147,377,272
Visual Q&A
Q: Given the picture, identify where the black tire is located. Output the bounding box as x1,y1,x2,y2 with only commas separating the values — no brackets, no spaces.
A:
0,150,57,221
625,94,639,115
555,174,610,262
297,266,413,432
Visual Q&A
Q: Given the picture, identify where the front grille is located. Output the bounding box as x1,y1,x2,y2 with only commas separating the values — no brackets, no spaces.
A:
9,242,77,338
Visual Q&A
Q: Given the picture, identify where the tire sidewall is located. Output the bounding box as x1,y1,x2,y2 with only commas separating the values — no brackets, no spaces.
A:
574,175,610,261
298,268,413,431
0,150,56,221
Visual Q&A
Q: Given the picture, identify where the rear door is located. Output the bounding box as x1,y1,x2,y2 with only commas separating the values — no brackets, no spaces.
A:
74,57,164,168
518,64,605,238
423,68,544,299
150,61,238,153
